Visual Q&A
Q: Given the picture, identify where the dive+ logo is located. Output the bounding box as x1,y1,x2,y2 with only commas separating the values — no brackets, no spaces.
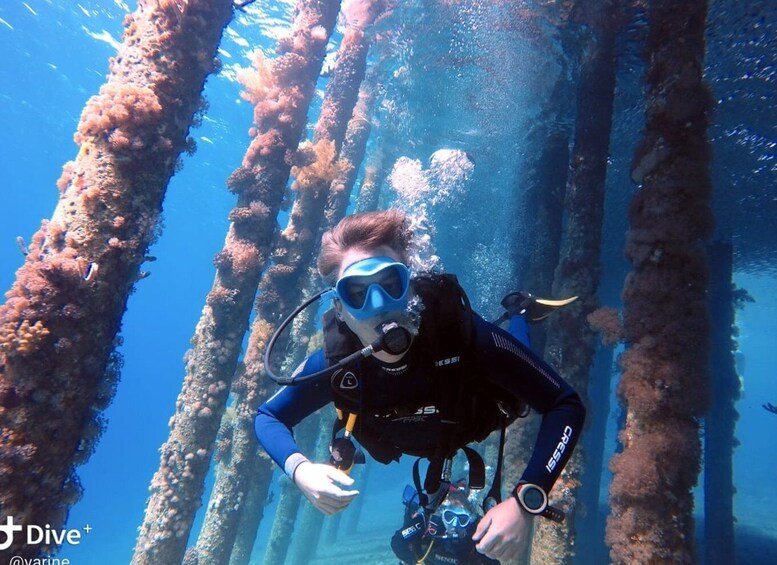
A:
0,516,90,550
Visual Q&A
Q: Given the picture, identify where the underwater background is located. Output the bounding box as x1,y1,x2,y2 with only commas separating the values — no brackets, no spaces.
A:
1,0,776,563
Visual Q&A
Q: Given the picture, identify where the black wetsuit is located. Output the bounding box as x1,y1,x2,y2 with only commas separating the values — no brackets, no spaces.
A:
254,312,585,494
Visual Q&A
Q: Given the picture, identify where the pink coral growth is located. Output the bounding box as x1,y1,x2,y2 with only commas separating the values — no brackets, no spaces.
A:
227,201,270,226
587,307,624,346
243,130,284,168
607,417,701,562
206,286,238,307
226,241,262,275
275,50,307,82
56,161,77,193
342,0,387,29
225,167,255,195
238,51,280,107
310,25,328,42
77,83,163,151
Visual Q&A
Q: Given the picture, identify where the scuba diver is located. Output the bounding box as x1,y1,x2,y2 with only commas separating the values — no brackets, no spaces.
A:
392,481,499,564
255,209,586,562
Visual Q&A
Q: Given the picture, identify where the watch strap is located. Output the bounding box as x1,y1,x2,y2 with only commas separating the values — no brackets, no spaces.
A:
542,504,565,523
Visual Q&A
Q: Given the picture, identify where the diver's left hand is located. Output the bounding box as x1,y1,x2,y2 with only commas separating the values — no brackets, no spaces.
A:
472,497,533,562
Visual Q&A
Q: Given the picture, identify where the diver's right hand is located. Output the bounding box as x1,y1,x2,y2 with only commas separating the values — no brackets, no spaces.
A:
293,461,360,515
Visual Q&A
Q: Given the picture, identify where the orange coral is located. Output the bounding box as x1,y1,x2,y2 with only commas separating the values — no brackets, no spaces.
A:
0,320,51,356
290,139,341,191
238,51,279,107
56,161,77,192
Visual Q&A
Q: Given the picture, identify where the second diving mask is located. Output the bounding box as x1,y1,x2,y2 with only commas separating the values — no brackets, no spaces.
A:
442,508,472,529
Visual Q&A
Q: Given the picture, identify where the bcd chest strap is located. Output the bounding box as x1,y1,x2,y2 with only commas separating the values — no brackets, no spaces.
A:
413,395,515,514
412,445,486,512
411,409,509,516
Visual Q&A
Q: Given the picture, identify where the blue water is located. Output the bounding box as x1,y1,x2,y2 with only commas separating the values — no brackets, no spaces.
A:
1,2,250,562
730,274,777,552
1,1,776,563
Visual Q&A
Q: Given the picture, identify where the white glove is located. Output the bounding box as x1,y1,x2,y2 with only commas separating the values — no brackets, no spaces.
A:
293,461,360,515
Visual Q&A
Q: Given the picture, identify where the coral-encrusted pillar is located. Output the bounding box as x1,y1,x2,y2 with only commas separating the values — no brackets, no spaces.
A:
354,154,384,212
534,1,620,562
325,84,375,226
192,3,382,562
605,1,714,563
511,86,571,305
132,2,340,563
0,0,232,559
219,86,373,563
260,414,322,565
224,455,266,565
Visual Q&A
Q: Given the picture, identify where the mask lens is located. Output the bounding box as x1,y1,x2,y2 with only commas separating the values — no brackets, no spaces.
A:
379,266,404,299
343,279,369,309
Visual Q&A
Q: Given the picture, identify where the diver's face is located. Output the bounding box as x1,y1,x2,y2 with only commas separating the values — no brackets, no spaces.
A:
335,246,410,349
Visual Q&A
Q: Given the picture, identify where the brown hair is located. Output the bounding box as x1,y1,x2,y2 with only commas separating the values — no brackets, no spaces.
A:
317,209,412,284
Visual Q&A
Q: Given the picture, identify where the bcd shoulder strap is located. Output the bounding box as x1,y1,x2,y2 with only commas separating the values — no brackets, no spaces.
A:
323,309,363,411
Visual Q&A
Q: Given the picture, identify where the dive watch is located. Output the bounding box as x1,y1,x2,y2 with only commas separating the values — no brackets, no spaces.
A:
513,483,565,523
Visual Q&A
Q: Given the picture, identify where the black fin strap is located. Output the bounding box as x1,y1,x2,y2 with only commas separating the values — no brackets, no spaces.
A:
461,446,486,490
483,416,507,510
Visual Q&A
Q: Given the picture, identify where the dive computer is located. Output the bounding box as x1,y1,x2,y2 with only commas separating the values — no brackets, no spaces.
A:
513,483,565,523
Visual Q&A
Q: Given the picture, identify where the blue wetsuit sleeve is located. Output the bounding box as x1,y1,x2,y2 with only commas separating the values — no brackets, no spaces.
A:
254,349,333,472
473,314,586,494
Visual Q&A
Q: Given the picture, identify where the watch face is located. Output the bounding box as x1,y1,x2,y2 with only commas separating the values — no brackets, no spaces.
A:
523,487,545,510
518,484,547,513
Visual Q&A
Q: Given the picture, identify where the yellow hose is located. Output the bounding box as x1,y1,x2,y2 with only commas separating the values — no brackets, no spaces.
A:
345,412,358,435
416,539,435,564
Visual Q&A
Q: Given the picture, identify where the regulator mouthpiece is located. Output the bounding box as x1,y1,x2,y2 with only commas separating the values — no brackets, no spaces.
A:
265,290,414,386
375,321,412,356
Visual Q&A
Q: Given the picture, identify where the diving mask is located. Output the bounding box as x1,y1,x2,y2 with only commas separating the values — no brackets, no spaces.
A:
442,508,472,529
335,256,410,320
